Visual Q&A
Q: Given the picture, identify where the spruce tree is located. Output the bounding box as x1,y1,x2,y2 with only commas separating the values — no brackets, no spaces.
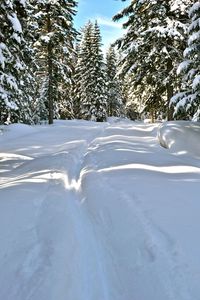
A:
0,0,28,124
90,21,107,121
75,21,107,122
76,21,94,120
31,0,77,124
171,2,200,120
19,0,39,124
113,0,192,121
105,46,124,117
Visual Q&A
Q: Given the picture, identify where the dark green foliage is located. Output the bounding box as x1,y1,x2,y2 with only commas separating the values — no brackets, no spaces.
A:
73,21,107,122
26,0,77,124
113,0,192,121
171,2,200,121
105,46,124,117
0,0,78,125
0,0,27,123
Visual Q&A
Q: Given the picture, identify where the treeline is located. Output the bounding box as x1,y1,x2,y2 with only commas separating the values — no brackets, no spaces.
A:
0,0,125,125
0,1,200,124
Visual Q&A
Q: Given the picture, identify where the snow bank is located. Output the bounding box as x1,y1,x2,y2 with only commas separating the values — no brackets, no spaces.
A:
0,123,37,142
158,121,200,160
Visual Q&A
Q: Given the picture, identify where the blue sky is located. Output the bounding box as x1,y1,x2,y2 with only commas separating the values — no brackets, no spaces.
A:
74,0,130,52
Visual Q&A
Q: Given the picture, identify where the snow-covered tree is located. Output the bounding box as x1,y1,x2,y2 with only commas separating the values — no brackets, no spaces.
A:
31,0,77,124
90,21,107,121
73,21,93,120
74,21,107,122
171,2,200,121
0,0,28,124
19,1,40,124
113,0,192,121
120,73,144,120
105,46,124,117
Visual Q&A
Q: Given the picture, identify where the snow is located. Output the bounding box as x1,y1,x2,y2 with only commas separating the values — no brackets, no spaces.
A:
0,119,200,300
192,74,200,90
171,1,189,14
188,30,200,46
40,34,54,43
7,12,22,33
183,44,195,57
142,25,183,39
189,18,200,32
189,2,200,18
19,0,26,6
158,121,200,160
177,60,191,75
0,43,6,69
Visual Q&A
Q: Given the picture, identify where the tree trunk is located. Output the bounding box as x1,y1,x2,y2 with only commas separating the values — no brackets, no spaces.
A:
166,57,174,121
167,83,174,121
47,4,53,125
151,108,155,123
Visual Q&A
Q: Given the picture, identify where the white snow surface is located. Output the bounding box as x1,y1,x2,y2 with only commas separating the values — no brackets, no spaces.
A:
158,121,200,160
0,119,200,300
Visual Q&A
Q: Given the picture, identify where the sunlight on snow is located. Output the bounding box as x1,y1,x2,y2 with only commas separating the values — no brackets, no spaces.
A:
49,172,81,191
98,163,200,174
0,169,52,188
0,153,33,161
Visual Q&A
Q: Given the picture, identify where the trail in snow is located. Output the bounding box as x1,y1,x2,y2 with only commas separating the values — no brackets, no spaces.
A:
0,120,111,300
0,119,200,300
78,122,195,300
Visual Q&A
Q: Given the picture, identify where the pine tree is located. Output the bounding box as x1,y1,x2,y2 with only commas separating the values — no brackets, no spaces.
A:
31,0,77,124
74,21,107,122
113,0,192,121
0,0,28,124
75,21,94,120
105,46,124,117
19,0,39,124
90,21,107,121
171,2,200,121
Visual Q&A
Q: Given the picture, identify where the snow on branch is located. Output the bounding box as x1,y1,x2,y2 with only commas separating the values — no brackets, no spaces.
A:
7,13,22,33
192,75,200,90
177,60,192,75
189,2,200,18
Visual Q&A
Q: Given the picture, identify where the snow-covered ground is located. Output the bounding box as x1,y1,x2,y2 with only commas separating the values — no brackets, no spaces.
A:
0,119,200,300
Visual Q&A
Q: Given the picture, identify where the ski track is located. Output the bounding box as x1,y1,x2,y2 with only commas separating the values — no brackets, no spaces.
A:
0,120,198,300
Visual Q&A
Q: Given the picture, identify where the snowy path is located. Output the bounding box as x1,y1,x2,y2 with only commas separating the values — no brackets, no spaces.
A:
0,120,200,300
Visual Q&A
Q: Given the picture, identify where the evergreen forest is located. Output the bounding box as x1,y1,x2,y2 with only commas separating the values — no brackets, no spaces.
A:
0,0,199,124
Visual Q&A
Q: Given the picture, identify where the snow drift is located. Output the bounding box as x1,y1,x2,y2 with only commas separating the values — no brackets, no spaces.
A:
158,121,200,160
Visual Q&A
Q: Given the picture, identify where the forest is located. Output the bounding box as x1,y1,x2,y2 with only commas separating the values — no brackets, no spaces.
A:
0,0,199,125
